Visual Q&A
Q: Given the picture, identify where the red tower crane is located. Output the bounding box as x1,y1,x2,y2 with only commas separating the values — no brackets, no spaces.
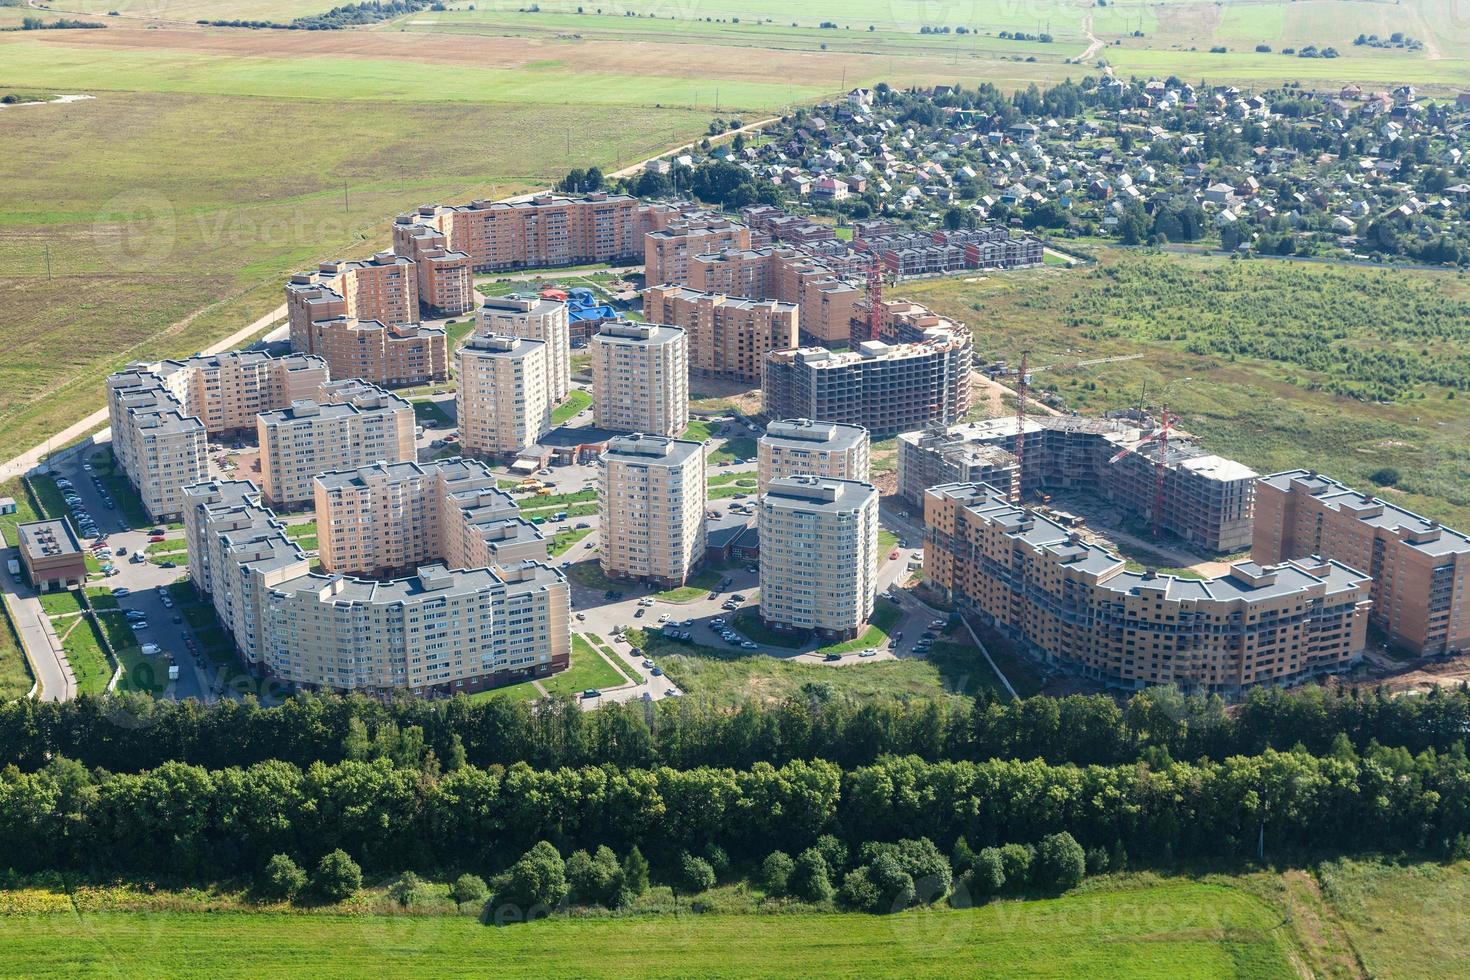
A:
1106,406,1176,539
866,256,884,342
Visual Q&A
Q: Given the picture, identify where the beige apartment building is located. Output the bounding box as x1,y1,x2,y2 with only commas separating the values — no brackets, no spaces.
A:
476,294,571,404
644,217,751,287
924,482,1373,692
400,192,645,272
641,285,798,385
758,476,880,640
256,380,416,510
301,316,448,389
155,350,328,435
314,458,547,578
1254,470,1470,656
285,253,418,344
757,419,871,493
599,434,706,588
107,369,208,521
690,247,861,346
591,322,689,437
457,335,550,457
391,220,474,318
183,478,568,695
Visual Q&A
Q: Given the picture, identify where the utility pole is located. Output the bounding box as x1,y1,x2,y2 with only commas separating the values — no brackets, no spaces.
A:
343,187,349,212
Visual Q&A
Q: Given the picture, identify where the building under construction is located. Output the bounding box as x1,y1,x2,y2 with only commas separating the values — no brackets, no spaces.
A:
898,414,1257,553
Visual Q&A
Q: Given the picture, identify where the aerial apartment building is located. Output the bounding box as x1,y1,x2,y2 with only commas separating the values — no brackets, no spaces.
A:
762,328,972,438
106,369,208,521
182,477,568,695
641,285,798,384
456,335,551,457
1254,470,1470,656
591,322,689,437
897,416,1258,553
285,252,419,345
153,350,328,436
690,246,861,346
644,216,751,287
599,434,706,588
476,293,571,404
390,220,474,318
298,316,448,389
758,476,879,640
255,380,416,510
757,419,871,493
924,482,1372,692
399,192,646,273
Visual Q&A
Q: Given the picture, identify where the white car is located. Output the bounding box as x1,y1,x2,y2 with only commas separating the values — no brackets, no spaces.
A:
130,621,148,631
141,643,161,655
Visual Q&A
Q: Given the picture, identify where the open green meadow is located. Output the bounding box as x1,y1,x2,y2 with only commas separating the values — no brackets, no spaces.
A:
0,877,1296,978
902,252,1470,530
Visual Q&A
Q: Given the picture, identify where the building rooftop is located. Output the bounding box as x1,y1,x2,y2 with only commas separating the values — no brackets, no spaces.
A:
763,475,877,513
1261,469,1470,558
594,322,684,346
604,433,704,466
460,334,545,359
763,418,869,451
16,519,81,558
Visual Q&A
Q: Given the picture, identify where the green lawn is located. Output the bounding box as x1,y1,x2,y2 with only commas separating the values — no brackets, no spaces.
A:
56,616,113,696
816,604,902,656
564,560,627,594
551,390,592,426
0,478,42,546
549,527,594,557
731,608,806,649
1310,857,1470,977
0,877,1298,976
84,588,118,611
36,591,85,618
0,598,33,701
710,438,757,465
411,400,453,427
538,634,632,697
654,569,724,604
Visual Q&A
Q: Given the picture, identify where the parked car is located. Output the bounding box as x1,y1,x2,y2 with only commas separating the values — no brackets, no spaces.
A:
130,621,148,631
581,689,602,700
824,652,842,662
859,649,878,658
148,535,165,543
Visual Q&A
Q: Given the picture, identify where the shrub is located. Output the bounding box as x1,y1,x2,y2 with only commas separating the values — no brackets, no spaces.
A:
703,843,730,876
450,873,488,907
815,834,848,875
566,846,624,907
387,870,425,907
311,849,361,903
678,852,716,893
1085,846,1110,875
998,843,1034,891
789,847,834,902
839,865,881,912
621,846,650,898
761,851,795,895
500,841,568,911
1035,832,1087,892
866,852,917,912
1368,467,1400,487
972,847,1007,896
859,838,951,900
258,853,306,901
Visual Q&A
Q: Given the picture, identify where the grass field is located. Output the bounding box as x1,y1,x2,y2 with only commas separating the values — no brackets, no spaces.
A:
55,615,112,696
1311,857,1470,976
0,877,1296,977
536,633,630,696
550,389,592,425
903,252,1470,530
0,596,32,701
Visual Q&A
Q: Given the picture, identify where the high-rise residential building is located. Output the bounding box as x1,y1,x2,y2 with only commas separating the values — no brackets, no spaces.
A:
312,458,547,578
896,416,1258,553
641,285,798,384
106,369,208,521
183,477,568,695
476,293,571,404
299,316,448,389
644,216,751,286
153,350,329,435
285,252,419,345
758,475,879,640
256,381,416,510
762,329,972,439
591,322,689,437
757,419,871,493
599,434,706,588
390,220,474,318
690,246,861,346
924,482,1373,692
456,335,550,457
1254,470,1470,656
399,192,645,273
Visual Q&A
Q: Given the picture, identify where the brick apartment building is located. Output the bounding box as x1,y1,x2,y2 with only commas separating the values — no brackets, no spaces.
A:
757,419,871,493
897,416,1257,553
256,380,416,510
644,216,752,287
599,434,707,588
476,294,571,405
299,316,448,389
591,322,689,437
641,285,798,384
286,252,419,344
924,482,1372,692
762,328,972,438
1254,470,1470,656
183,473,568,695
689,246,861,346
457,334,551,457
390,219,474,318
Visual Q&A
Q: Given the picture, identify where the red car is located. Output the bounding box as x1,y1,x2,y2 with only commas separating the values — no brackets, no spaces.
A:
148,535,166,543
890,550,900,560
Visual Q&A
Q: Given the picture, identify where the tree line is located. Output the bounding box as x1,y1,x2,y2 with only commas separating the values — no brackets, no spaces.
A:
2,742,1466,885
2,684,1469,776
